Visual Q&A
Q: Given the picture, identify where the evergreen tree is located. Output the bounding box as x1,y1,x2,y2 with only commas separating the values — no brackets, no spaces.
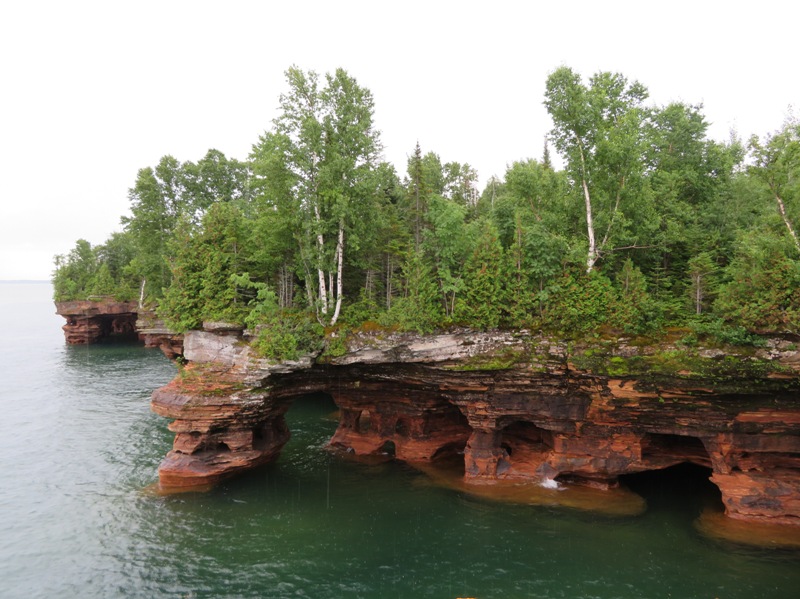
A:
455,219,504,329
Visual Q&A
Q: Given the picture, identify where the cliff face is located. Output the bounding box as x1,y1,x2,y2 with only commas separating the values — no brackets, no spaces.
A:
54,301,182,357
150,326,800,527
55,300,139,344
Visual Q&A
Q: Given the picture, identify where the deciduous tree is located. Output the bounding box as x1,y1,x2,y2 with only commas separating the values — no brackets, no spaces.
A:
270,66,381,326
748,120,800,254
544,66,649,272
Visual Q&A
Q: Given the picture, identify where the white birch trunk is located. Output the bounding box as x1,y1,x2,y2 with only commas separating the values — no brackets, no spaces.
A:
578,144,597,273
330,224,345,325
774,191,800,254
138,278,146,310
314,203,328,315
583,177,597,273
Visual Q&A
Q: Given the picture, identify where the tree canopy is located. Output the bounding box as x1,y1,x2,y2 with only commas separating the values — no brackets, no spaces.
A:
53,66,800,357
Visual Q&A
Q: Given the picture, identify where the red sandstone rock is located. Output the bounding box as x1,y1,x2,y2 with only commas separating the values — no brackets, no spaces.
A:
54,302,184,359
55,299,139,344
149,328,800,527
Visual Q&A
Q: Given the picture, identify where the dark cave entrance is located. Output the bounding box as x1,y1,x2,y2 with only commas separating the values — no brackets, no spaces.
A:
623,433,722,515
620,462,723,515
356,409,372,433
96,313,139,343
379,440,397,457
500,421,554,451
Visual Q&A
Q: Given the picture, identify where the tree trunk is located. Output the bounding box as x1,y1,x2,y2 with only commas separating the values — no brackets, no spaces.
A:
583,177,598,273
278,263,294,309
314,204,328,315
138,278,146,309
385,254,393,310
330,223,345,326
774,191,800,254
694,273,702,315
578,145,597,273
364,268,376,301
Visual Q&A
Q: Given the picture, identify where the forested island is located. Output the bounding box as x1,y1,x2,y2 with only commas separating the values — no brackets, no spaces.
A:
52,67,800,539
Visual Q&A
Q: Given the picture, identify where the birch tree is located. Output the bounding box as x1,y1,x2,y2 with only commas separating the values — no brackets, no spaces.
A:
544,66,648,272
271,67,380,325
748,120,800,255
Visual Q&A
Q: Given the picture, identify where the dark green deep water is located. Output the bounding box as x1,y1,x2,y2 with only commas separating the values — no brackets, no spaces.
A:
1,283,798,598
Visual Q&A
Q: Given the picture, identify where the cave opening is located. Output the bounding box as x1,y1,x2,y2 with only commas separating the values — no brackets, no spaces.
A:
620,462,723,515
432,441,467,463
379,440,397,457
356,409,371,433
500,421,553,449
96,314,139,343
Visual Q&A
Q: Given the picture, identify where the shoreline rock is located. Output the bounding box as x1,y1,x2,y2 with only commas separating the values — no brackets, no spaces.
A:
149,326,800,529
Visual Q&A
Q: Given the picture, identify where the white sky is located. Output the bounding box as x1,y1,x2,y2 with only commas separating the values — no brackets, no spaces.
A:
1,0,797,280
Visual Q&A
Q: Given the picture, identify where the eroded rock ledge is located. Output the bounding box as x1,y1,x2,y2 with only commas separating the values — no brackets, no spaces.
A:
150,325,800,527
55,299,139,344
54,301,182,358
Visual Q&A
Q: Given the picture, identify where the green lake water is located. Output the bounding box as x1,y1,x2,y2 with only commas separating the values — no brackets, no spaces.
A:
1,282,798,598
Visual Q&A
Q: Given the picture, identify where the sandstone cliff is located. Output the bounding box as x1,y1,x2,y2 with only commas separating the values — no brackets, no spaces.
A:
150,325,800,531
55,299,139,344
55,301,183,357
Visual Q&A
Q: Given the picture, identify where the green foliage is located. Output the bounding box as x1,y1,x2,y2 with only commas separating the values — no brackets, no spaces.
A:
423,195,469,317
380,250,442,333
714,229,800,331
237,278,324,362
454,219,504,329
267,66,382,326
546,270,616,334
686,252,718,315
544,66,650,272
157,203,253,332
338,295,382,329
321,331,349,359
88,263,116,297
606,356,630,377
748,119,800,255
52,65,800,344
53,239,95,301
120,150,250,301
688,317,766,347
250,311,324,362
52,237,137,302
609,259,660,334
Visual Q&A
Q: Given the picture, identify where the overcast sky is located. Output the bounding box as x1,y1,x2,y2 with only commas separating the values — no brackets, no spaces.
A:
1,0,797,280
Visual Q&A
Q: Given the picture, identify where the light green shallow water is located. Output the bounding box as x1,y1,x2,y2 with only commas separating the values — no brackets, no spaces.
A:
1,282,798,599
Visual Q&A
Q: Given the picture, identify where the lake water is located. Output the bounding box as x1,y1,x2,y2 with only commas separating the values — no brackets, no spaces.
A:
1,282,798,598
